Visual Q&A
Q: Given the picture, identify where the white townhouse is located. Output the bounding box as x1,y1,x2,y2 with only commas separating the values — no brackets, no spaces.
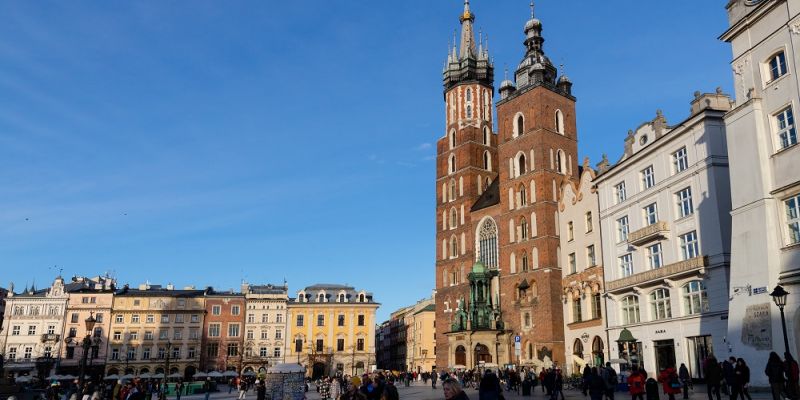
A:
1,277,69,379
594,91,733,379
720,0,800,385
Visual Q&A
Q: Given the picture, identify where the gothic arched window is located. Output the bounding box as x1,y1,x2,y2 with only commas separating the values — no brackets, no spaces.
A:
555,109,565,135
483,151,491,171
515,114,525,137
519,184,527,206
450,236,459,258
477,218,499,269
520,217,528,240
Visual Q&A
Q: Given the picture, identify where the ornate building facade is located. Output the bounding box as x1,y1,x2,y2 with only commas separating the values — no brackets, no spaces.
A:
200,289,245,373
435,1,577,369
241,283,288,373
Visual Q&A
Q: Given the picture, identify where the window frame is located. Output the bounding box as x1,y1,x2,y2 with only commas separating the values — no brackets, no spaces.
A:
775,106,798,150
673,147,688,174
679,230,700,260
677,187,694,218
619,253,633,278
767,50,788,83
683,280,709,315
647,243,663,269
641,165,655,190
643,202,658,226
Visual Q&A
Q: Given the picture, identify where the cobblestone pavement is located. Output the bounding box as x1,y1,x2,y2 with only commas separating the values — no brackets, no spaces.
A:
170,382,773,400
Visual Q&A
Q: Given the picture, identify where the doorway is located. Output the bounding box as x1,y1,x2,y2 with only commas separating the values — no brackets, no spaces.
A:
687,336,713,380
474,343,492,365
312,362,326,380
654,339,676,372
455,345,466,366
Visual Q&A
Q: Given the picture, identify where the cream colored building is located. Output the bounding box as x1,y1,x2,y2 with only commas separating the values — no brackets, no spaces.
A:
241,283,288,372
558,164,608,375
60,276,115,378
286,284,379,378
106,284,206,380
407,298,436,373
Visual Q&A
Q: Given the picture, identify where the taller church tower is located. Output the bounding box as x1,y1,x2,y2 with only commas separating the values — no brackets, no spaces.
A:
435,0,498,369
434,1,577,369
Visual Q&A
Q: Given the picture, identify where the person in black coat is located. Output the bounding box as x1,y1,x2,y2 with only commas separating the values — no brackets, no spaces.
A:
479,370,502,400
703,355,722,400
765,352,785,400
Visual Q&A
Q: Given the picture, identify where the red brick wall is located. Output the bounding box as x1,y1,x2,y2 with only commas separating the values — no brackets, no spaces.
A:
202,296,246,372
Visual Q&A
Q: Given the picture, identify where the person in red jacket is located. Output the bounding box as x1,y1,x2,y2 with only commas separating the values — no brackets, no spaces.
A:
658,367,681,400
627,366,646,400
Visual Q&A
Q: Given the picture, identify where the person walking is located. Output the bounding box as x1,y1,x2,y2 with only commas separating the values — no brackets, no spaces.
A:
658,366,682,400
766,352,786,400
786,353,800,400
723,358,735,396
433,371,439,390
627,366,646,400
238,378,248,400
203,378,212,400
678,364,690,400
478,370,502,400
551,369,565,400
256,380,266,400
733,358,752,400
331,377,342,400
589,368,607,400
602,363,618,400
175,381,183,400
703,355,722,400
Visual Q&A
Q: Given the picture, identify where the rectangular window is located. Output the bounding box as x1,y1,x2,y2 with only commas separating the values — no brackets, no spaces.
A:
357,338,365,351
567,221,574,241
158,348,166,359
71,313,79,323
47,325,55,335
315,339,324,352
673,147,688,173
228,323,240,337
337,338,345,352
591,294,602,319
159,330,168,340
619,253,633,277
769,51,788,81
644,203,658,226
296,315,304,327
23,347,32,359
177,299,186,308
127,348,136,360
246,330,254,340
206,343,218,358
95,313,103,323
587,245,596,267
337,315,345,326
227,343,238,357
585,212,593,232
275,329,283,340
129,331,139,340
274,347,282,358
133,300,140,306
189,329,199,339
110,348,119,360
572,299,582,323
786,195,800,244
276,314,283,323
677,187,694,218
615,182,627,204
143,348,151,359
295,339,303,353
188,347,196,359
261,330,268,340
260,347,268,357
211,305,221,316
317,314,325,326
161,314,169,323
357,315,365,326
27,326,36,335
680,231,700,260
261,314,268,323
115,315,124,324
647,243,663,269
175,314,184,323
776,107,798,149
191,314,199,323
641,165,655,189
11,326,19,336
173,330,182,340
617,216,630,242
146,314,154,323
113,331,122,340
247,314,255,323
231,305,240,316
69,327,77,338
144,331,154,340
568,252,576,274
131,315,140,323
8,348,16,360
208,324,220,338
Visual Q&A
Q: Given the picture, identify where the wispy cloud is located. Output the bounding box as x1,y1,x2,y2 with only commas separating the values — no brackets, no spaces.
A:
415,142,432,151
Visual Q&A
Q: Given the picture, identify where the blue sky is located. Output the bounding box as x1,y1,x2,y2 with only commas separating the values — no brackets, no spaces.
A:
0,1,733,321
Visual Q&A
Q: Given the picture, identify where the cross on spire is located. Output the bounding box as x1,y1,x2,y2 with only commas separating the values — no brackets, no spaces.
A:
530,0,535,18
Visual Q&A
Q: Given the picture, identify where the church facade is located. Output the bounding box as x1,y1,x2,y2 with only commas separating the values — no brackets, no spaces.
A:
435,1,577,370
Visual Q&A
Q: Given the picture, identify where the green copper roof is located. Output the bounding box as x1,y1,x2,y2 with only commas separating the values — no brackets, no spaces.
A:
472,261,486,274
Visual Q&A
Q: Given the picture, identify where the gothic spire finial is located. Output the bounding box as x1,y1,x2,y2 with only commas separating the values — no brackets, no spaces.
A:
530,0,535,18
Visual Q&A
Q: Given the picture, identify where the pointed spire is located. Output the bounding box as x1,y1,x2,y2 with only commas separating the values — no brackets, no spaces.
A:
458,0,476,59
530,0,535,18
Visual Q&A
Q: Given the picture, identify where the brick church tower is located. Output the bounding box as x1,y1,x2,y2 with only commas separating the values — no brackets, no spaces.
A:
434,1,577,370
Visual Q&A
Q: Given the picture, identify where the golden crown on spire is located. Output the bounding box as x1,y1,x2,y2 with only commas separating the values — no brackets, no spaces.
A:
460,0,474,22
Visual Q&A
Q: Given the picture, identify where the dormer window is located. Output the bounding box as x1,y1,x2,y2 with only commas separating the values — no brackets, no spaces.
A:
358,293,366,303
338,293,346,303
317,293,325,303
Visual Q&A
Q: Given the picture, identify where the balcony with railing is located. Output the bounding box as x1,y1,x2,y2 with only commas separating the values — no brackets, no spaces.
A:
40,334,60,343
607,256,706,292
628,221,669,246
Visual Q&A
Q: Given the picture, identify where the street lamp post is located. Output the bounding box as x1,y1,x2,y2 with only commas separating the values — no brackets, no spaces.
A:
72,312,98,388
770,285,792,358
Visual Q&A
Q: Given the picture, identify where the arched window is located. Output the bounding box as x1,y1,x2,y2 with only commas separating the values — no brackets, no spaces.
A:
521,252,529,272
483,151,491,171
573,339,584,356
466,105,472,119
527,342,533,359
524,312,531,328
449,130,456,149
449,208,458,229
466,88,472,102
448,179,456,201
448,154,456,174
556,150,566,174
477,218,499,268
483,127,491,145
683,281,709,315
450,236,458,258
484,90,491,120
530,280,537,297
621,296,640,324
520,217,528,240
516,153,527,177
650,289,672,320
515,113,525,137
519,184,527,206
555,109,565,135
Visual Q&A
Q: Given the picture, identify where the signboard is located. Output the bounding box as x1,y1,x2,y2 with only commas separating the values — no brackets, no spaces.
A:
515,342,522,350
742,303,772,350
753,287,768,295
514,335,521,343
